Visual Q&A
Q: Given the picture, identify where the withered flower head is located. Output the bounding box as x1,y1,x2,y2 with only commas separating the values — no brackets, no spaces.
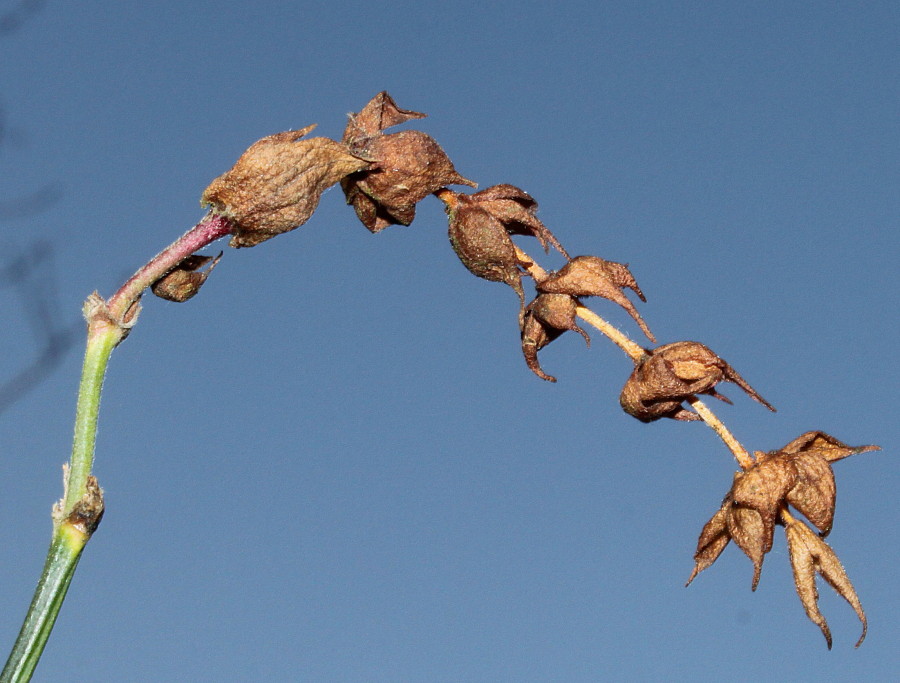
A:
202,124,369,248
521,293,590,382
151,253,222,302
537,255,654,342
341,92,475,233
686,431,879,648
619,341,774,422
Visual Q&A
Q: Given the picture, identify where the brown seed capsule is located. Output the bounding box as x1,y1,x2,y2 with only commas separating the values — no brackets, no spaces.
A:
151,253,222,303
202,125,369,248
341,92,475,232
619,341,774,422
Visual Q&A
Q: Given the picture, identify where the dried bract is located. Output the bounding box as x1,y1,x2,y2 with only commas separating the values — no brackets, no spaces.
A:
341,92,475,232
521,293,589,382
151,253,222,303
202,125,369,247
686,431,878,647
538,256,654,342
619,341,774,422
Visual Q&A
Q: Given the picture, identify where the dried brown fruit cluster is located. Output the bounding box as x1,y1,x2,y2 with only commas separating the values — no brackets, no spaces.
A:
150,92,882,648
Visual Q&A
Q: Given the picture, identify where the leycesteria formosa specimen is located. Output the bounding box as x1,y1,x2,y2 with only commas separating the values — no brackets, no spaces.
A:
4,91,885,681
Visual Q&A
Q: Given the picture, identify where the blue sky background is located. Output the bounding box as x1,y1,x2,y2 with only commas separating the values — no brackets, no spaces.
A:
1,1,897,681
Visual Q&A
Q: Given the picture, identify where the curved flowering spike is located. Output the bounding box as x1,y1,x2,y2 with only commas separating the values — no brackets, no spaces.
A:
341,93,475,233
619,341,774,422
202,125,370,248
538,255,654,342
151,252,223,303
521,293,590,382
785,518,867,649
466,184,568,257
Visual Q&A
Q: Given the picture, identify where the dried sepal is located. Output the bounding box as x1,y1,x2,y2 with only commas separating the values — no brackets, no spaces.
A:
464,184,568,257
785,518,867,649
770,431,879,536
728,504,770,590
343,91,426,143
726,454,800,589
538,255,654,342
151,253,222,302
619,341,775,422
780,430,881,463
202,125,369,247
521,293,589,382
341,92,475,233
685,505,730,586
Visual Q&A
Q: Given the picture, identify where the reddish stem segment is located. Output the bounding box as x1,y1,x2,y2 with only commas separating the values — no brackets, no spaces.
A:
106,212,233,321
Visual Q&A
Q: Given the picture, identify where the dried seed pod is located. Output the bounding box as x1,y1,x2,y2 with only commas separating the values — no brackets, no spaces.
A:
538,255,654,342
521,293,590,382
444,193,526,312
619,341,774,422
151,253,222,302
341,92,475,232
202,125,369,247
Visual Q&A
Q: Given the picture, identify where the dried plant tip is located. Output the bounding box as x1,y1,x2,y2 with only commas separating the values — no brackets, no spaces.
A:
521,293,589,382
538,256,654,342
688,430,875,644
463,184,568,257
151,252,223,302
341,93,475,233
201,125,370,247
619,341,773,422
785,518,867,649
444,193,527,313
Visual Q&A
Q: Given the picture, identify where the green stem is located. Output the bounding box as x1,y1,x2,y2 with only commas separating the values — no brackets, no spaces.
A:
2,212,234,682
62,323,118,514
1,528,89,683
0,321,113,682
